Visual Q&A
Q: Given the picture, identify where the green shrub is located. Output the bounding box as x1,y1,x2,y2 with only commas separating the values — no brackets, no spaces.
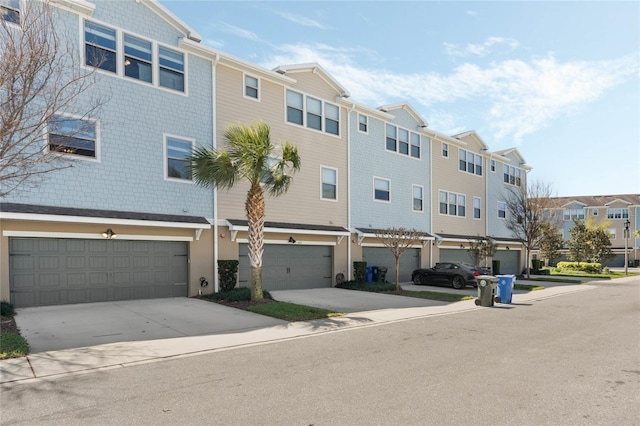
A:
556,261,602,274
337,280,396,292
208,287,272,302
353,261,367,282
1,300,15,317
217,260,239,292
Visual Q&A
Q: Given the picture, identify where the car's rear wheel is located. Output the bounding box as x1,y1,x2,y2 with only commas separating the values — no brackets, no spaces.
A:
413,274,423,285
451,275,465,289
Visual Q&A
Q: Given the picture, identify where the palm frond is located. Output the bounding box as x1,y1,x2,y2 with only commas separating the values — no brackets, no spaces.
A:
188,145,238,190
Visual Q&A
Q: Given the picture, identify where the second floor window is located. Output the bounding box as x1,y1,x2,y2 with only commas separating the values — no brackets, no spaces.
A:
166,136,193,181
321,167,337,200
459,149,482,176
474,197,481,219
498,202,506,219
286,89,340,136
1,0,20,24
374,177,390,202
439,190,465,217
413,185,423,212
48,115,97,159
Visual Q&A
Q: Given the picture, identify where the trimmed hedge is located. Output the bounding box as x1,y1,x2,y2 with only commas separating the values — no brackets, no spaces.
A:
218,260,239,292
337,280,396,292
556,261,602,274
353,261,367,282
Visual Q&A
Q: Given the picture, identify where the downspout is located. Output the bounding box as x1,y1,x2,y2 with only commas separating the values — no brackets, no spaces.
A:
346,101,355,281
429,135,434,267
212,54,219,293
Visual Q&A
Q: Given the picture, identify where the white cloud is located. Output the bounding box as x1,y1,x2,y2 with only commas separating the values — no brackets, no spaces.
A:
444,37,520,58
220,22,259,41
261,44,639,143
274,11,327,29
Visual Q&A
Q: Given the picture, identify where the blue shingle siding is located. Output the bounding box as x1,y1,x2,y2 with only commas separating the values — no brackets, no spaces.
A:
3,0,214,219
349,111,431,232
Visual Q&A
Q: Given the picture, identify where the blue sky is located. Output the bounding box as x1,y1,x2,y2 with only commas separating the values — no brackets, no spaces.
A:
161,1,640,197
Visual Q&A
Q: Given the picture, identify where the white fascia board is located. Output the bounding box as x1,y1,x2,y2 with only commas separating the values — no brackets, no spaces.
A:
379,102,428,127
234,238,337,246
274,63,350,97
50,0,95,16
225,220,349,237
0,212,211,229
604,199,633,206
453,130,489,150
2,230,194,241
336,98,394,121
141,0,202,42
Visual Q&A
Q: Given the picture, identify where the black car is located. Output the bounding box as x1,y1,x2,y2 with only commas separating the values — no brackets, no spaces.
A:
411,262,480,289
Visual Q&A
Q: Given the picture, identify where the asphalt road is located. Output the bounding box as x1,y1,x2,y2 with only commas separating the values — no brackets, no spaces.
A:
1,276,639,425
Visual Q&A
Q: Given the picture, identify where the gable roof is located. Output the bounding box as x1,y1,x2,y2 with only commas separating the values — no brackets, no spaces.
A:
451,130,489,150
273,63,350,98
493,147,531,169
378,102,428,128
550,194,640,207
141,0,202,42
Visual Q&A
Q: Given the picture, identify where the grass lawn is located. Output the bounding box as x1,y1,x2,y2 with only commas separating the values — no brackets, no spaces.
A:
513,284,546,291
545,269,638,280
404,290,475,302
0,329,29,360
247,302,344,321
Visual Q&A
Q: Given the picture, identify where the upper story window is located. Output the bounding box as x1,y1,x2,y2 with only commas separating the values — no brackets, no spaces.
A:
439,190,465,217
474,197,481,219
1,0,20,24
607,228,617,240
244,74,259,100
563,208,585,221
442,142,449,157
498,201,506,219
85,21,117,73
459,149,482,176
593,209,598,216
124,34,152,83
165,135,193,181
321,166,337,201
374,177,390,202
503,164,522,186
386,124,420,159
490,160,496,172
84,20,185,93
286,89,340,136
48,115,98,159
358,114,368,133
607,208,629,219
413,185,423,212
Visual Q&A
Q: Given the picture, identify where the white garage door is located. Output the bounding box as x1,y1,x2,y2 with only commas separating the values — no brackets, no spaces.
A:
9,238,188,308
239,244,333,291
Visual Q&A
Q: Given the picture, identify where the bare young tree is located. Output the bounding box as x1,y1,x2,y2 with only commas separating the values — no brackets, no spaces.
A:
467,236,497,269
503,180,561,278
1,0,105,197
375,227,424,294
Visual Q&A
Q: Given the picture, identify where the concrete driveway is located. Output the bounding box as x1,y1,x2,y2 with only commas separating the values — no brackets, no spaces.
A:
15,298,286,354
270,287,448,313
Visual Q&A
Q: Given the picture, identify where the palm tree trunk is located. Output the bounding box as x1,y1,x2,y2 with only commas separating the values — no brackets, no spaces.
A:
246,182,265,300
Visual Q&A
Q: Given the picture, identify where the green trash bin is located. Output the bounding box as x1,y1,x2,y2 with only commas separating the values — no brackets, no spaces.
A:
475,275,499,307
378,267,388,283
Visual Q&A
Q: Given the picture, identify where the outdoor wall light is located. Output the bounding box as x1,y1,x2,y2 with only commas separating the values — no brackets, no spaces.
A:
460,244,464,249
288,236,297,244
102,228,117,239
506,246,510,250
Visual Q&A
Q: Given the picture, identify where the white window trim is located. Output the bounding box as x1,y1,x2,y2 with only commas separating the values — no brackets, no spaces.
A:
412,184,424,213
284,88,341,138
498,201,507,220
45,113,101,163
385,123,421,160
490,159,496,173
81,18,188,96
243,73,260,101
1,0,21,26
473,196,482,220
373,176,391,203
320,165,338,202
358,113,368,134
458,148,483,177
164,134,195,184
438,189,466,218
442,142,449,158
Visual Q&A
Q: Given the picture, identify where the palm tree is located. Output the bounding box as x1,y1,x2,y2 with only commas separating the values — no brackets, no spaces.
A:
190,121,301,300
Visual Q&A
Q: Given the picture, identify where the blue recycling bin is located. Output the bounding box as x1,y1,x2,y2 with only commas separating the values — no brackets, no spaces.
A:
496,275,516,304
365,266,374,282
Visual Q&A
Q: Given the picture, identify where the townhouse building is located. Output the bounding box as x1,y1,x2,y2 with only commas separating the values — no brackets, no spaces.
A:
539,194,640,267
0,0,530,308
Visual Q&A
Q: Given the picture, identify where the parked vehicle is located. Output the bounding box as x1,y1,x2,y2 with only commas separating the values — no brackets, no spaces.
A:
411,262,480,289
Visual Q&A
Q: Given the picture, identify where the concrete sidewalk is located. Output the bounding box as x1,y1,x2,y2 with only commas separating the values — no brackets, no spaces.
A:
0,283,597,385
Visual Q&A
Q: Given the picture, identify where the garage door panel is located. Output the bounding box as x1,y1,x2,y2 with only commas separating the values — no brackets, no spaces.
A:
362,247,419,283
9,238,189,307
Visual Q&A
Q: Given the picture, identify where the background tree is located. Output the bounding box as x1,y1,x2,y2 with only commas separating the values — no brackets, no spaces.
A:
190,121,300,301
567,217,614,264
466,236,497,269
538,223,563,266
375,227,424,294
504,180,561,278
1,0,104,197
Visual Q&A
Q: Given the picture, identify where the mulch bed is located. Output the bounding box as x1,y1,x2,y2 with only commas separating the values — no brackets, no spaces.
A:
0,315,19,334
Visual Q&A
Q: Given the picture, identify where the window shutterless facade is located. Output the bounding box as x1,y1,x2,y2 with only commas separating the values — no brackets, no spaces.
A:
490,159,496,172
358,114,368,133
459,149,482,176
503,164,522,186
374,177,390,202
165,136,193,181
1,0,20,24
285,89,340,136
607,208,629,219
498,202,506,219
439,190,465,217
386,124,420,159
48,115,98,159
563,208,585,221
84,21,185,93
413,185,423,212
442,142,448,157
244,74,259,99
474,197,481,219
321,167,337,201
